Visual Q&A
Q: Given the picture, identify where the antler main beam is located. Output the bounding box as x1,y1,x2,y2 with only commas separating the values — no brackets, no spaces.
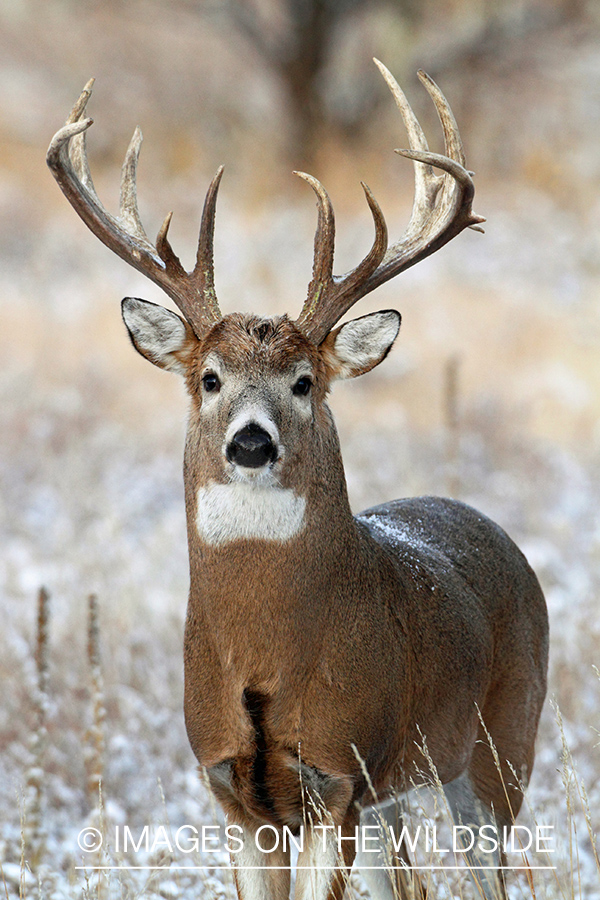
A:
46,79,222,337
295,60,485,345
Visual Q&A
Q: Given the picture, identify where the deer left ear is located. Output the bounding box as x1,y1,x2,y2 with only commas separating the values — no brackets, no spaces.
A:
122,297,198,376
323,310,401,380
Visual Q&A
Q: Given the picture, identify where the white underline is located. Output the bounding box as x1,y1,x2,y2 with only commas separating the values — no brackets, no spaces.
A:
75,865,557,871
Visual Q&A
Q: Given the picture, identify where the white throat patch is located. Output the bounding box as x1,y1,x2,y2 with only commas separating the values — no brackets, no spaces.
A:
196,483,306,545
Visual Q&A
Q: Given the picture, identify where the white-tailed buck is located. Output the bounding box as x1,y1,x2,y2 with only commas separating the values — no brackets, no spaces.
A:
48,62,548,900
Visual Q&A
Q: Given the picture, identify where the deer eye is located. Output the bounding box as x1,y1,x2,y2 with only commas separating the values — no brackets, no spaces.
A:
293,376,312,397
202,372,221,393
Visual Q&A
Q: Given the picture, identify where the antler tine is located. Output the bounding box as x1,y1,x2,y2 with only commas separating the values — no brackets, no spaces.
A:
294,172,336,327
374,60,440,213
417,70,465,167
295,173,388,341
47,80,222,337
192,166,225,323
119,126,153,247
66,77,95,125
294,62,485,346
64,78,97,197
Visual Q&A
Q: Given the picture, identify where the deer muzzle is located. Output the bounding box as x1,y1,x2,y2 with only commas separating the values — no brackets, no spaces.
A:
226,423,278,469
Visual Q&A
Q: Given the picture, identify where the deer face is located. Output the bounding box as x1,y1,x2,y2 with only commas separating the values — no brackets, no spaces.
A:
188,312,326,491
122,298,400,543
49,63,482,500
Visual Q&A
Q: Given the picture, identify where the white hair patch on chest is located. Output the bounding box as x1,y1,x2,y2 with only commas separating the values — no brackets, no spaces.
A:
196,483,306,545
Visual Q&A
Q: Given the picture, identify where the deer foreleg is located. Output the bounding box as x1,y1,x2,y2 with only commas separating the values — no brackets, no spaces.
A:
230,823,290,900
444,771,507,900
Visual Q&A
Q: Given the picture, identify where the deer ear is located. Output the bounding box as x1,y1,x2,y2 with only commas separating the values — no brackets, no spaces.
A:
323,310,401,380
121,297,197,375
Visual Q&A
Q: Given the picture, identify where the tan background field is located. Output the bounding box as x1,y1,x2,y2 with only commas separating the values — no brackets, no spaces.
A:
0,1,598,897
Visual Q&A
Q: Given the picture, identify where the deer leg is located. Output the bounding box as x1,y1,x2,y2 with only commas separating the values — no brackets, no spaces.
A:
357,797,427,900
328,808,360,900
443,771,507,900
468,693,534,831
294,822,344,900
229,821,291,900
458,685,541,899
293,805,359,900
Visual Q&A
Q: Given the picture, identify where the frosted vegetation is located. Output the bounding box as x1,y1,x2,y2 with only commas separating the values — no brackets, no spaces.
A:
0,2,599,897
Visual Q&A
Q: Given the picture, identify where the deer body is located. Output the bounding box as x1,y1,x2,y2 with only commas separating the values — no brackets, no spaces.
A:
47,65,549,900
176,313,546,812
186,491,545,795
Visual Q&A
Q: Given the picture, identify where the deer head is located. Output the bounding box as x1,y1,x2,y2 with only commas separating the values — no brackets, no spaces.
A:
47,62,484,540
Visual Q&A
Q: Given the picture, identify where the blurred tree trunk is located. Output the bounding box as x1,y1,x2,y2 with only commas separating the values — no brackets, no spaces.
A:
223,0,403,165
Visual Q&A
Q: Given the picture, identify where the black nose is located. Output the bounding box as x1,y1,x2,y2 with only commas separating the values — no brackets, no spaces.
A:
226,423,278,469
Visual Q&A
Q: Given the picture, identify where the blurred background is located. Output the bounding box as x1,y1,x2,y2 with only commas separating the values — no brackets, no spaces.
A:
0,0,599,895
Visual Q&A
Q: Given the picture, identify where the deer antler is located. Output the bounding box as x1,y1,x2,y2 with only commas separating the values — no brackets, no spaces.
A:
46,79,222,337
295,60,485,345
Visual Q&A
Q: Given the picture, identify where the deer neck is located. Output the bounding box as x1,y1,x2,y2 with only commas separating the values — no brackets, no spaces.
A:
183,405,363,602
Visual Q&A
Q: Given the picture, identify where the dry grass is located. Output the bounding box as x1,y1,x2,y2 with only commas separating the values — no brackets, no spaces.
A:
2,595,596,900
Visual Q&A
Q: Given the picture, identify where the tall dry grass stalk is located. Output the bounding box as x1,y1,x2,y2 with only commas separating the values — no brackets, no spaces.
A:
553,698,600,892
444,354,461,499
85,593,106,813
23,586,50,869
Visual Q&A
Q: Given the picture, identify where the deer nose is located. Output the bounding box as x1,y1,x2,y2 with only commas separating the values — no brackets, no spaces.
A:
226,423,278,469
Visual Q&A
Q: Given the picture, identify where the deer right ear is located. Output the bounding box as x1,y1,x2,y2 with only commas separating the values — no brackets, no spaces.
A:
121,297,197,375
323,309,401,380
